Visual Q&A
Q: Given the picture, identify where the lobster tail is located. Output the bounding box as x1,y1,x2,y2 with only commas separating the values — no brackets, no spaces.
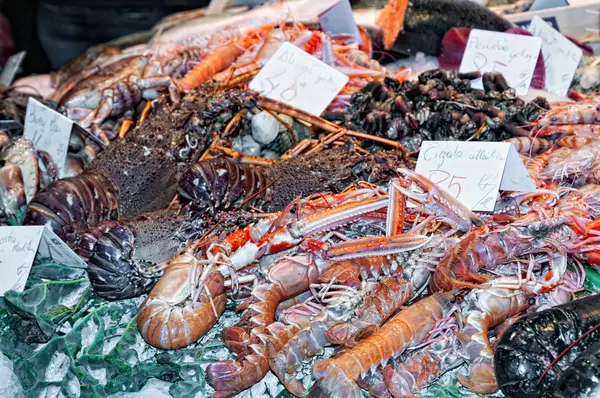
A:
457,362,499,394
269,312,331,397
207,356,270,398
87,224,157,299
23,170,119,244
208,322,298,397
87,211,186,300
312,359,362,398
178,157,271,213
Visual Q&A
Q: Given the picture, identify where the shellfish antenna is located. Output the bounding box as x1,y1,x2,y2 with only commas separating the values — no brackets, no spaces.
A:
537,320,600,385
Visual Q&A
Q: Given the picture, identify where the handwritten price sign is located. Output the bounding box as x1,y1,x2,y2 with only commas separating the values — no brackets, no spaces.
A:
0,227,42,295
249,42,349,116
0,226,85,296
527,16,582,96
23,98,73,178
415,141,535,212
459,30,542,96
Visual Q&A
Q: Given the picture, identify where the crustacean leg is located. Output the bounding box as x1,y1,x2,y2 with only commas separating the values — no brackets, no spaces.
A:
395,168,484,233
257,97,409,155
384,317,463,397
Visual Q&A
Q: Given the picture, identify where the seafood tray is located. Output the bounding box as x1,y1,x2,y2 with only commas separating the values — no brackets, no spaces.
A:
4,0,600,397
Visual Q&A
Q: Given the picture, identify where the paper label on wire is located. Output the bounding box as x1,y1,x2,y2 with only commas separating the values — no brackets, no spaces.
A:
414,141,535,212
526,16,582,96
0,226,85,296
459,29,542,96
249,42,349,116
319,0,362,44
23,98,72,178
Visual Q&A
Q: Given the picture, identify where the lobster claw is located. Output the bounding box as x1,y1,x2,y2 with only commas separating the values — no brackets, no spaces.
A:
395,168,484,233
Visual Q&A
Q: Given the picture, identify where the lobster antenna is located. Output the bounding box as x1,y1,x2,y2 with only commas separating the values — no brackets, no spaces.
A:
537,320,600,385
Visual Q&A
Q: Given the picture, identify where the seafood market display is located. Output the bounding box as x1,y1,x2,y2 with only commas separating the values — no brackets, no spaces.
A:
3,0,600,398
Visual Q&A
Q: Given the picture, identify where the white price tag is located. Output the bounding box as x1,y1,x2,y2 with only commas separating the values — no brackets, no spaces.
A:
459,30,542,96
249,42,349,116
23,98,72,178
0,51,26,87
0,226,42,296
319,0,362,44
527,16,582,96
0,226,86,296
415,141,535,212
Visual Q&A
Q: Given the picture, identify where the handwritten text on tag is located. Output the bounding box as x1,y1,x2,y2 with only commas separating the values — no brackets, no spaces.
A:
459,29,542,96
0,226,43,296
527,16,582,96
23,98,72,178
0,226,85,296
415,141,535,212
249,42,349,116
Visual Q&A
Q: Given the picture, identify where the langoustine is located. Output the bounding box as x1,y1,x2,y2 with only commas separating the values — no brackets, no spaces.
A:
311,291,453,397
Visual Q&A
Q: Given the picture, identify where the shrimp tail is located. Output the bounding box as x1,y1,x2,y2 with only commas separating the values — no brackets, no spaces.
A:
457,362,498,394
311,359,362,398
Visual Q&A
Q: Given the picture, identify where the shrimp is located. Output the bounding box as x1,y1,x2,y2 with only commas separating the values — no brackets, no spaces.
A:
535,104,600,128
456,285,530,394
177,25,272,92
325,276,413,347
137,245,227,350
311,292,452,397
384,324,462,397
268,276,412,397
505,137,552,155
208,233,429,397
537,124,600,138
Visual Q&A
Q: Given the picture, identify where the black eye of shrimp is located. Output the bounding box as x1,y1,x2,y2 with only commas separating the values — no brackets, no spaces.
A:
529,297,536,305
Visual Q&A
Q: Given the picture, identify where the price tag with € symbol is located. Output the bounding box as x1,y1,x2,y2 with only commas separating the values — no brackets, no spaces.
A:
459,29,542,96
414,141,535,212
249,42,349,116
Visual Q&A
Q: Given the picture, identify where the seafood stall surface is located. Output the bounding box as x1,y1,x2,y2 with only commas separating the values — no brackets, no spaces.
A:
4,0,600,397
